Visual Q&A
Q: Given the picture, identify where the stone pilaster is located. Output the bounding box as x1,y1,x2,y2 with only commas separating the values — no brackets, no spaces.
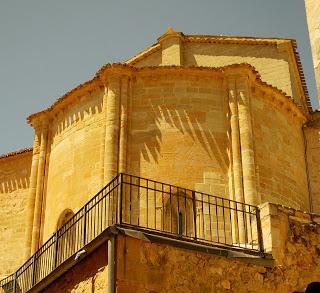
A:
103,73,121,184
227,77,246,243
228,78,244,204
31,120,49,254
24,128,41,259
118,78,129,174
236,76,259,206
100,87,108,187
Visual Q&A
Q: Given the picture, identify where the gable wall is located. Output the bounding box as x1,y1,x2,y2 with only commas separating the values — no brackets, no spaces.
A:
133,42,302,107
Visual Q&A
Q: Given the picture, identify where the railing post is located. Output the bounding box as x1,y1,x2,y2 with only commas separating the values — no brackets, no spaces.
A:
32,253,37,286
118,173,123,224
192,191,197,240
52,232,59,270
83,205,87,247
256,207,264,253
13,272,17,293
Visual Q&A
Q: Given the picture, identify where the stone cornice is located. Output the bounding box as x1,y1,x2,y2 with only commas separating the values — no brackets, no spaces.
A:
27,63,307,127
0,147,33,161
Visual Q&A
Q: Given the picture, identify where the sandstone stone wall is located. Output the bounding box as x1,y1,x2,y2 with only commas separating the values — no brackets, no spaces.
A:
20,63,310,262
43,244,108,293
251,93,309,210
116,204,320,293
134,49,162,67
128,70,228,196
184,43,294,98
42,88,105,242
0,151,32,277
305,0,320,103
305,121,320,213
133,42,301,107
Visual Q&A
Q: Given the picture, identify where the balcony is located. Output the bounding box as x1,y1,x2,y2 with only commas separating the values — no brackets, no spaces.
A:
0,173,265,293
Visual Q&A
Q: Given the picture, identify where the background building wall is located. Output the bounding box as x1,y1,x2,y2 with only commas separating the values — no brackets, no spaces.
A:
305,0,320,105
0,151,32,277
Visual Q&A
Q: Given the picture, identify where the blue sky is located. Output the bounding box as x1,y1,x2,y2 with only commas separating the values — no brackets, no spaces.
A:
0,0,317,154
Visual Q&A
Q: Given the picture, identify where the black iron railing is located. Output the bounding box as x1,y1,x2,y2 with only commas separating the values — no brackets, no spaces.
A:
0,173,263,293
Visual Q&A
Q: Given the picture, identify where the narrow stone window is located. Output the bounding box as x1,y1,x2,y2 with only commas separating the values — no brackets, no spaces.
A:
178,211,183,237
56,209,74,230
163,192,193,237
56,209,75,264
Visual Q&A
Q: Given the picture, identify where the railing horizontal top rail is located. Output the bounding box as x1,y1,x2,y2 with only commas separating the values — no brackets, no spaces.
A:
121,173,258,208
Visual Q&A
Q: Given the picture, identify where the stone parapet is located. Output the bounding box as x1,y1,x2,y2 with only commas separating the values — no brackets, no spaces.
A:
260,202,320,266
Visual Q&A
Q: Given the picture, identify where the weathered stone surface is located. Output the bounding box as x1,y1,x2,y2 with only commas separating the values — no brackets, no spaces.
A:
116,205,320,293
0,151,32,277
0,29,319,293
43,244,108,293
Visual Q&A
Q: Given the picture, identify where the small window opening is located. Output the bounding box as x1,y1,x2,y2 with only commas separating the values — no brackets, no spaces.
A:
178,211,183,237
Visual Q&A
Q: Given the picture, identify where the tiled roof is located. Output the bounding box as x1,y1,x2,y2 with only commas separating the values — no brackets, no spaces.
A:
0,147,33,160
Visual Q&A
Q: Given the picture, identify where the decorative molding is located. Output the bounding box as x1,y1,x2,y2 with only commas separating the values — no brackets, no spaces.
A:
27,63,308,127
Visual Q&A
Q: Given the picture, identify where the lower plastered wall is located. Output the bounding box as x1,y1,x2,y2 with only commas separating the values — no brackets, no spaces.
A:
43,244,108,293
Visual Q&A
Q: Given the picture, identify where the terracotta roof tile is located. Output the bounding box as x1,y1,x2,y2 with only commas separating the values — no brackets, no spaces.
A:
0,147,33,160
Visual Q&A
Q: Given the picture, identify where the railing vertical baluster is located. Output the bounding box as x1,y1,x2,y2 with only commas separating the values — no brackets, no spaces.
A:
12,272,17,293
161,183,164,230
256,207,264,253
249,206,254,249
228,200,233,244
192,191,197,240
222,199,226,244
129,175,132,224
169,185,172,233
32,253,37,286
184,190,187,237
83,205,87,247
146,179,149,228
53,232,59,270
118,173,123,224
154,181,156,230
201,193,205,239
235,202,240,247
208,195,212,241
